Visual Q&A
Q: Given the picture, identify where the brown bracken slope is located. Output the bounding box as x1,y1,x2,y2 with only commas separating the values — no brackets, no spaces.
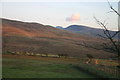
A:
1,18,117,58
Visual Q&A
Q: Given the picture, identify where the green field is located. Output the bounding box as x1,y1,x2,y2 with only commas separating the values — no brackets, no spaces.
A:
2,56,96,78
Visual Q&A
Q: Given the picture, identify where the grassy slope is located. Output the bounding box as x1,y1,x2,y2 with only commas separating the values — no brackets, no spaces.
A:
2,18,117,59
2,55,96,78
3,36,116,58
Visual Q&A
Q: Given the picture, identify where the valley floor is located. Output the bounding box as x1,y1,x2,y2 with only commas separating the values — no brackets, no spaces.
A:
2,54,119,78
2,54,96,78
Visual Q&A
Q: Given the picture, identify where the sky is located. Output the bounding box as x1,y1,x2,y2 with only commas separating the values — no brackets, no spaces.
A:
1,0,119,31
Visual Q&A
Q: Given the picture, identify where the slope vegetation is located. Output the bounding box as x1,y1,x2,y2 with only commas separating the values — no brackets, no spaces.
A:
1,18,116,58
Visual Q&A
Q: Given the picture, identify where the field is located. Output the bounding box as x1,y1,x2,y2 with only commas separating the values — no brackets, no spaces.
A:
2,55,96,78
2,54,119,78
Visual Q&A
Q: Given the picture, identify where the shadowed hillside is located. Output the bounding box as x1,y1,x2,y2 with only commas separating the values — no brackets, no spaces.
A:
1,18,117,58
64,25,118,39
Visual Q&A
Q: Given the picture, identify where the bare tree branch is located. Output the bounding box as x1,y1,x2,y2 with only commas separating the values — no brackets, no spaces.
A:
94,16,119,56
93,0,120,58
111,31,120,38
93,16,112,38
107,0,120,16
107,11,114,13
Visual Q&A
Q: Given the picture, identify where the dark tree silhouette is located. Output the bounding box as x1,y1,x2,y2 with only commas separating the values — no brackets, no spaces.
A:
94,1,120,58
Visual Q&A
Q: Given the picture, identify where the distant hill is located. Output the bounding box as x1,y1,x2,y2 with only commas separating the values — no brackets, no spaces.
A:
64,25,118,39
56,26,64,29
1,18,117,58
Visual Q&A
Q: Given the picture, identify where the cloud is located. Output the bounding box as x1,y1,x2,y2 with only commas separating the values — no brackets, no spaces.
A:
66,13,80,22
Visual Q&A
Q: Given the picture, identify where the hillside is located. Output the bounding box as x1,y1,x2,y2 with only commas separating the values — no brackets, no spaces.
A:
64,25,118,39
1,18,117,58
2,19,81,38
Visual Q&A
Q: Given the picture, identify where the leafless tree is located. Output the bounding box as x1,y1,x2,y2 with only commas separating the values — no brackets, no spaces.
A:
94,1,120,57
